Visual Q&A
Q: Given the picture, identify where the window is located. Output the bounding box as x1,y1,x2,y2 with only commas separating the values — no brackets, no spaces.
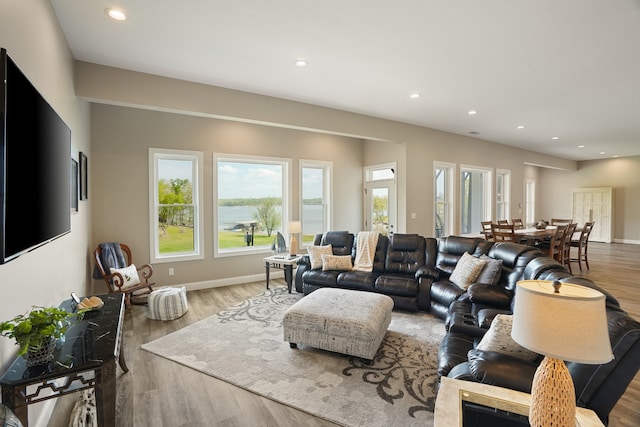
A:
149,148,204,263
460,166,492,235
496,169,511,221
525,179,536,226
214,154,290,256
300,160,332,245
434,162,455,237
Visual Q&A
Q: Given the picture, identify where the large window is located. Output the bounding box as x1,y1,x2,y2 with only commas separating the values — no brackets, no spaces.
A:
434,162,455,237
460,166,492,235
300,160,332,245
149,148,204,263
496,169,511,222
214,154,290,256
525,179,536,226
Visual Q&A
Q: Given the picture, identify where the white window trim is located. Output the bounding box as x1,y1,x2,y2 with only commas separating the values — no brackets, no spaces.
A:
213,153,292,258
434,161,456,237
299,159,333,246
148,148,204,264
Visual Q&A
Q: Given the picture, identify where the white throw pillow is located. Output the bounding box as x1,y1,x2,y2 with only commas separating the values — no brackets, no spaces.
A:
449,252,488,290
110,264,141,289
321,254,353,271
477,314,539,362
307,245,333,270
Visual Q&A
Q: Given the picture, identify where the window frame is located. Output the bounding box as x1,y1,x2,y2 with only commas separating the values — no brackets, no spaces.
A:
299,159,332,247
213,153,291,258
496,168,511,222
434,161,456,238
459,164,493,235
148,148,204,264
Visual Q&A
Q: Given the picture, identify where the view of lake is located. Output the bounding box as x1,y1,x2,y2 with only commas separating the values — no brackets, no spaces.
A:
218,205,323,235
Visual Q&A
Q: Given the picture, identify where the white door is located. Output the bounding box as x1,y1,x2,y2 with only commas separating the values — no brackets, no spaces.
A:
572,187,614,243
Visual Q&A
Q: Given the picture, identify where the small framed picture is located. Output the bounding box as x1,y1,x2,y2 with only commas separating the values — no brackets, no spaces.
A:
71,158,79,213
79,152,88,200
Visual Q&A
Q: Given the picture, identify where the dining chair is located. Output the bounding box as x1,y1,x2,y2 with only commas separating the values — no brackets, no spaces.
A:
551,218,573,226
561,223,578,273
497,219,509,225
570,221,595,271
481,221,494,241
491,223,516,242
511,218,524,229
538,224,568,262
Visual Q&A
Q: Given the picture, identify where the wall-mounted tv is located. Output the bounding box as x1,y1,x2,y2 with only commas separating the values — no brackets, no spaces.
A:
1,48,71,264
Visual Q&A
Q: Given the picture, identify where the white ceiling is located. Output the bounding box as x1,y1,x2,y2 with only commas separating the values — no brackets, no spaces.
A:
51,0,640,161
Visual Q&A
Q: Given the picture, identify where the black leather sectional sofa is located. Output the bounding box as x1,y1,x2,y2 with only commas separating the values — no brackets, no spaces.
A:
294,231,640,424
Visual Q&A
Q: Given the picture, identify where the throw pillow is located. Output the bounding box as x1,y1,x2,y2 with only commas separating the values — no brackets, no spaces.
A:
321,254,353,271
476,314,539,362
476,255,503,285
110,264,141,289
449,252,488,290
307,244,333,270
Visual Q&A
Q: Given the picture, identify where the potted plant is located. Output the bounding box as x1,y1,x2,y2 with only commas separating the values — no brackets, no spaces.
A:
0,306,83,366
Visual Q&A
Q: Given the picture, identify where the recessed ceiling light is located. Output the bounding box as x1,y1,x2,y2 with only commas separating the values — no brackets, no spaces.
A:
516,125,525,129
612,155,619,158
578,145,585,148
410,93,421,99
552,136,559,140
600,151,606,155
294,59,307,67
468,110,477,115
105,8,127,21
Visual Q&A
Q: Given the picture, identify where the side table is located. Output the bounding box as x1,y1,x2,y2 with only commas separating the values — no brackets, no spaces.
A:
263,255,302,293
0,294,127,427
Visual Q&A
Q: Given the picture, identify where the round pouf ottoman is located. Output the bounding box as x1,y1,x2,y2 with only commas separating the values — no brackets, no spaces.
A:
148,286,189,320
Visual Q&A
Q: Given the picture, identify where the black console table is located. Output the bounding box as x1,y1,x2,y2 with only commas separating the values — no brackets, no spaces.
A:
0,294,127,426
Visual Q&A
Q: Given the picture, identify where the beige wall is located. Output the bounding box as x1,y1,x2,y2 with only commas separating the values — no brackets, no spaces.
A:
91,104,364,289
540,156,640,243
0,0,92,424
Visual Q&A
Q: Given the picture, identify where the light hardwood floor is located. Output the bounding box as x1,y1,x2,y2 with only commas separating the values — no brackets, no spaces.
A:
48,242,640,426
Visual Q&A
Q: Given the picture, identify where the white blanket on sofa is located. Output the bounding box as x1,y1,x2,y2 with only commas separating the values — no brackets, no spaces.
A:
353,231,380,272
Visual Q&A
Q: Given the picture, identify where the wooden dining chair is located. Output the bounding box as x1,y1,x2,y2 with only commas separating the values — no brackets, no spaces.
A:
538,224,568,262
491,223,516,242
511,218,524,229
551,218,573,226
561,223,578,273
570,221,595,271
497,219,509,225
481,221,494,241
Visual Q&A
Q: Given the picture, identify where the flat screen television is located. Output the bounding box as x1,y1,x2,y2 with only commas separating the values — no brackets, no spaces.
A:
0,48,71,264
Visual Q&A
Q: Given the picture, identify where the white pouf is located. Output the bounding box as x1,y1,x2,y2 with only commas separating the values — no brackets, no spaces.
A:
283,288,394,361
148,286,189,320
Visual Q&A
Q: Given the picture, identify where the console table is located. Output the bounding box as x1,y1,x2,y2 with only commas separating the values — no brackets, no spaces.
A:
0,294,127,427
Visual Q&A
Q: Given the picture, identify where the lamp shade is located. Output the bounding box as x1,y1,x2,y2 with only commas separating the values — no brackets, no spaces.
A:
511,280,613,364
287,221,302,234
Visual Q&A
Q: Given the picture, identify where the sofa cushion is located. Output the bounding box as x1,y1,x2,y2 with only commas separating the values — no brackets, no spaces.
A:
307,244,332,270
476,255,503,285
321,254,352,271
336,271,378,291
375,275,418,297
476,314,538,362
449,252,488,290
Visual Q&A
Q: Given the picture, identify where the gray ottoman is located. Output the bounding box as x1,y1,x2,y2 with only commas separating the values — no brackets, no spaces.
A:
283,288,394,361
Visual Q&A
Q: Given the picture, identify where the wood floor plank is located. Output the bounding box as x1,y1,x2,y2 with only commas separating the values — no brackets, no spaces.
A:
47,244,640,426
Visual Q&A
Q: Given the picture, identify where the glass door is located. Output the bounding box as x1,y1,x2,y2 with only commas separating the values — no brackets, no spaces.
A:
364,164,396,236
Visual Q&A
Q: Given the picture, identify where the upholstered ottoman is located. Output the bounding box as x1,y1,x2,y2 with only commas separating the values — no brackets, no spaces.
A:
283,288,394,361
148,286,189,320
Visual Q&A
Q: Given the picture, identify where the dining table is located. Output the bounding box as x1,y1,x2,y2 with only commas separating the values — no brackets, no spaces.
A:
515,226,557,246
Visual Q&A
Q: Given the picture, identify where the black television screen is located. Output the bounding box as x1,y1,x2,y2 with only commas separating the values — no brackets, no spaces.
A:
1,48,71,264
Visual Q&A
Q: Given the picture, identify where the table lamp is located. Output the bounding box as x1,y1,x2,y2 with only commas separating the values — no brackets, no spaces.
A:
287,221,301,257
511,280,613,427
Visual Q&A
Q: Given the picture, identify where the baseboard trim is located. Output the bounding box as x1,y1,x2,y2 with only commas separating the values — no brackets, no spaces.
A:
614,238,640,245
178,271,283,292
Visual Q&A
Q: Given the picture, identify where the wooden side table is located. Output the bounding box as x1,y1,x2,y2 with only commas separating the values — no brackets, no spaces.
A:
435,377,604,427
263,255,302,293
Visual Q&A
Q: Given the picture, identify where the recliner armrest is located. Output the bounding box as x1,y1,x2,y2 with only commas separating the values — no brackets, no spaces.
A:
416,266,440,280
467,283,513,309
467,349,538,393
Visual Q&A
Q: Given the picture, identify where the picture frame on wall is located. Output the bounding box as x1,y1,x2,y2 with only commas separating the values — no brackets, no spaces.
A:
79,152,88,200
71,158,79,213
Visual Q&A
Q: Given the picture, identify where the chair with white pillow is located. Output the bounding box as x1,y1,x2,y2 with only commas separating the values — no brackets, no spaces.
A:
93,242,155,308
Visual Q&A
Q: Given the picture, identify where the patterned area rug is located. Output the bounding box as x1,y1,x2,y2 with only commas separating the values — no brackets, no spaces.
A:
141,287,445,427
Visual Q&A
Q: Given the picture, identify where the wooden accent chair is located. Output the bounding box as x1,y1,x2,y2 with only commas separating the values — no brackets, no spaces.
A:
570,221,596,271
491,223,517,242
481,221,494,241
560,223,578,273
93,243,155,308
538,224,568,262
511,218,524,229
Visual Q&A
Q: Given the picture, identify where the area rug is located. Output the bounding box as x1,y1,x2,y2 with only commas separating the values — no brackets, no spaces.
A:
141,287,445,426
